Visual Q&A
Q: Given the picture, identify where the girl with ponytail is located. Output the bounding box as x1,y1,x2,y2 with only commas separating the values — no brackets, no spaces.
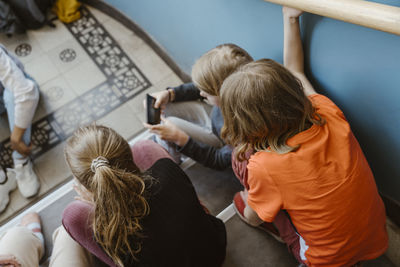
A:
63,125,226,267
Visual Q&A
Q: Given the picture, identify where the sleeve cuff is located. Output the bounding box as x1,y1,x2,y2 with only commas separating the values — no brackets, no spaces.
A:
176,136,192,152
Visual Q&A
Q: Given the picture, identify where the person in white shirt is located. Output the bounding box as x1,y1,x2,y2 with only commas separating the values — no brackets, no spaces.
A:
0,44,40,213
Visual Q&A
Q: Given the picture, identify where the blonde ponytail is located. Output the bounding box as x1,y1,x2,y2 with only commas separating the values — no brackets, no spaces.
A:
65,125,150,266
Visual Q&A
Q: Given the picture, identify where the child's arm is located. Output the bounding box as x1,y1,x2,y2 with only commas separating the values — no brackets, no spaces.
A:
283,7,317,96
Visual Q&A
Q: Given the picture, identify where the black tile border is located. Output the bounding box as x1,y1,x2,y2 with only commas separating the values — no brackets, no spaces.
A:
81,0,191,84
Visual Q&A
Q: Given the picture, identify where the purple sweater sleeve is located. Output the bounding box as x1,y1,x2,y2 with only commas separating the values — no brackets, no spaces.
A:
62,200,118,267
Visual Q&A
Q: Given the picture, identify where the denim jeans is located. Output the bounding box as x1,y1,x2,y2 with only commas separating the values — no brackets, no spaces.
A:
0,83,38,162
164,101,223,148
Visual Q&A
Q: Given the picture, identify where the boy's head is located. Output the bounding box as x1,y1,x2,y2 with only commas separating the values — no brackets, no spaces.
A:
191,43,253,99
220,59,324,158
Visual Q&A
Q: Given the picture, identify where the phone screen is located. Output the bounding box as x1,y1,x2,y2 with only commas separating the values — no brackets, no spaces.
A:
146,94,161,125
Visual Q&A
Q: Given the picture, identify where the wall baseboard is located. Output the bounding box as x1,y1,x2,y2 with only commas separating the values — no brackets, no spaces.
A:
80,0,192,84
381,193,400,228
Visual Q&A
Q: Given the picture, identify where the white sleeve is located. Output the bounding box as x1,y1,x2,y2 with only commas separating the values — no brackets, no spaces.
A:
0,48,39,129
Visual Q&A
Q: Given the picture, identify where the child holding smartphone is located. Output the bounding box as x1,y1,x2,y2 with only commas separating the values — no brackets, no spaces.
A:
144,43,253,170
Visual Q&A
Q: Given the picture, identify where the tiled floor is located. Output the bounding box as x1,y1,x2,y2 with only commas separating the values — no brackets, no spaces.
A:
0,5,183,224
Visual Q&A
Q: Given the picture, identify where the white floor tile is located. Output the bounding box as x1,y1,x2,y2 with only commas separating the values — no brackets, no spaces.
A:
63,59,107,96
39,76,78,114
8,190,30,212
87,6,111,24
135,109,146,126
0,202,15,224
29,20,74,53
0,34,44,65
133,45,174,85
126,41,155,62
25,53,60,86
97,103,144,140
33,142,72,189
47,39,92,74
103,18,135,43
117,33,145,57
155,72,184,91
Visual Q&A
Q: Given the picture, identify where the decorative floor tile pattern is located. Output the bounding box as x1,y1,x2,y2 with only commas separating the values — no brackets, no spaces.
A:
0,5,181,224
3,35,44,65
0,6,151,169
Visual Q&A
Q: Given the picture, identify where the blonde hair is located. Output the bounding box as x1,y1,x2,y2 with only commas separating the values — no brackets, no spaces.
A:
191,43,253,96
220,59,325,159
64,125,149,266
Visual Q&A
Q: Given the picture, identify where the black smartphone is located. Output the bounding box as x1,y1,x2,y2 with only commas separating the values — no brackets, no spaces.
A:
146,94,161,125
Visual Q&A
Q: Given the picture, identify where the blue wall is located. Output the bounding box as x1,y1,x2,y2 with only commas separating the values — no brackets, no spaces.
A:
106,0,400,202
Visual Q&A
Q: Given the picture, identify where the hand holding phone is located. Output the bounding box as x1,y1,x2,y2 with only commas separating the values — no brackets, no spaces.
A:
146,94,161,125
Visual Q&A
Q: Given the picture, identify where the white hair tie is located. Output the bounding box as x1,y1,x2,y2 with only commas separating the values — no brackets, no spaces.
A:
91,156,109,173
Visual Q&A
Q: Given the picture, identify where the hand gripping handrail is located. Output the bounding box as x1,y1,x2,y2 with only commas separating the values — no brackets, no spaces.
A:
264,0,400,36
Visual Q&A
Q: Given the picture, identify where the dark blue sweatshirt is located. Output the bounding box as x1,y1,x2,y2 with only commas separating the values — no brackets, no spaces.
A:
170,83,232,170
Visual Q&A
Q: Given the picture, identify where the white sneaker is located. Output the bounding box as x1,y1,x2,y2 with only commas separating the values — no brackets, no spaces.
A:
7,160,40,198
0,174,17,213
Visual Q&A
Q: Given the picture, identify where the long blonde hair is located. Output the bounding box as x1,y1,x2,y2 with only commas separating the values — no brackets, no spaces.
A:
191,43,253,96
220,59,324,159
64,125,149,266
